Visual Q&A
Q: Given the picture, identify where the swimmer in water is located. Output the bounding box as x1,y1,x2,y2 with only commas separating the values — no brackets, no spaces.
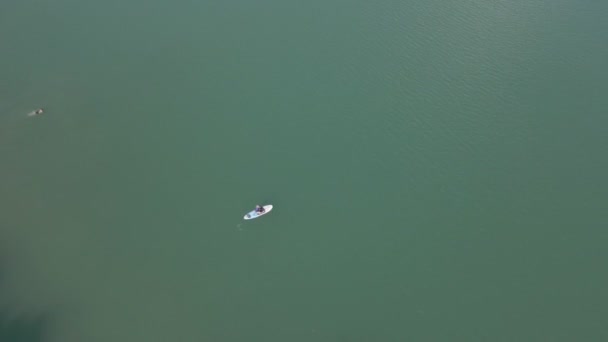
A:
28,108,44,117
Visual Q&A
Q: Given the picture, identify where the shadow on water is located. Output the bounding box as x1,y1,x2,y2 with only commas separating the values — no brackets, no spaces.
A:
0,313,48,342
0,265,50,342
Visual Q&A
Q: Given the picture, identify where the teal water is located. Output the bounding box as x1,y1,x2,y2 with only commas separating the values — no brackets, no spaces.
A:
1,0,607,341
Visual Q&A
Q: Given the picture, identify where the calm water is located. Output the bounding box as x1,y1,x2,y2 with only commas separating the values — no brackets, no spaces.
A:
1,0,607,341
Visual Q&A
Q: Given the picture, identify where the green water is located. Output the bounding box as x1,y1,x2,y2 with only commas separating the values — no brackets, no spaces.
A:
1,0,607,341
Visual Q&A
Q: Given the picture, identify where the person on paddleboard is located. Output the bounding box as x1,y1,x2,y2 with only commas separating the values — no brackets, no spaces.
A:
255,205,265,213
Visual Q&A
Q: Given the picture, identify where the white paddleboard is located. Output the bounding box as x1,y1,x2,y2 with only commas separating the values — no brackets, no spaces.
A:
243,205,273,220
